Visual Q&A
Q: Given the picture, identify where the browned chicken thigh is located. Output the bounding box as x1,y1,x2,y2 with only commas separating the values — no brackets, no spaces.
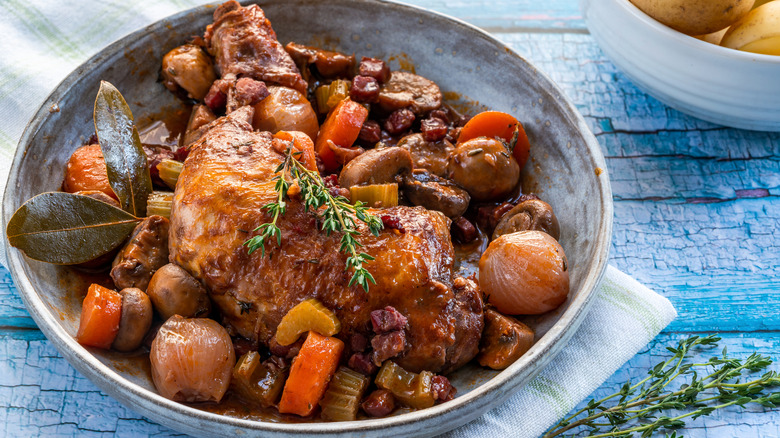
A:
169,107,483,373
204,1,308,94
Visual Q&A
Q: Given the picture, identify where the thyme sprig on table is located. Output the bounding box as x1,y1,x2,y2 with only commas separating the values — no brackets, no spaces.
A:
544,334,780,438
244,146,383,292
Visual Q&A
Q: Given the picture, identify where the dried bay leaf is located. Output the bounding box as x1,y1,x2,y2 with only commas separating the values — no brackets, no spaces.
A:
94,81,152,217
6,192,141,265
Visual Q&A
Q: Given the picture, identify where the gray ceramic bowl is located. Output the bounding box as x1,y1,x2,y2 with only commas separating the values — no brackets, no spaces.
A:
3,1,612,436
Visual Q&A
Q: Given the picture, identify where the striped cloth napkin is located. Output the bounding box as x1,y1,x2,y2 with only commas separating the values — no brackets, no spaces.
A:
0,1,677,436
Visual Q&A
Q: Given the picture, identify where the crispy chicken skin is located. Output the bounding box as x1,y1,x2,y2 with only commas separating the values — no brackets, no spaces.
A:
204,0,307,94
169,107,483,373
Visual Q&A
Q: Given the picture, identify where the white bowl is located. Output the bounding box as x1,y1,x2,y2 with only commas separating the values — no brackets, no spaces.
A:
581,0,780,131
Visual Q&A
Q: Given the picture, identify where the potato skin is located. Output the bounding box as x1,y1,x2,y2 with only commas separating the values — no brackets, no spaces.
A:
721,1,780,54
630,0,755,35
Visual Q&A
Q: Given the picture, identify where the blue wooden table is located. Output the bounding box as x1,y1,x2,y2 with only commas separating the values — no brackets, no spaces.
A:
2,1,779,436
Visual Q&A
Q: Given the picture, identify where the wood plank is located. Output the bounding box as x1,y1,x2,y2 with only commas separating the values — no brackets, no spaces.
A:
2,329,778,436
573,331,780,438
399,0,586,31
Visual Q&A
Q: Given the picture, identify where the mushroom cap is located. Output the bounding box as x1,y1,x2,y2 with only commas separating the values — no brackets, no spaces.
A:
338,147,414,188
492,199,560,241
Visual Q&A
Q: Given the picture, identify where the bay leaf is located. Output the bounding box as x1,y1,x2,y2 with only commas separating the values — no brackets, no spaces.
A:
94,80,152,217
6,192,141,265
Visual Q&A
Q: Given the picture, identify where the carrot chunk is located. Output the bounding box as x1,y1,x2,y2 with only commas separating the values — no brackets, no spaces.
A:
76,284,122,349
62,144,117,200
273,131,318,172
278,331,345,416
314,99,368,173
458,111,530,168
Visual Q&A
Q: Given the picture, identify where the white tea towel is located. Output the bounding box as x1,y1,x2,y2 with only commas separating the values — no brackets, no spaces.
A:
0,2,677,436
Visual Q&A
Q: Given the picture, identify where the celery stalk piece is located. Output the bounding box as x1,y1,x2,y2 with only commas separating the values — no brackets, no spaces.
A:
156,159,184,190
349,183,399,208
320,367,369,421
146,191,173,219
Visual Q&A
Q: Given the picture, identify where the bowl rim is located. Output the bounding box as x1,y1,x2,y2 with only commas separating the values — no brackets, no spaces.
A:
612,0,780,63
2,0,613,435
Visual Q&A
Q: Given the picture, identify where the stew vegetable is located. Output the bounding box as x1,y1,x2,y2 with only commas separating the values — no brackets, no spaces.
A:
6,0,571,422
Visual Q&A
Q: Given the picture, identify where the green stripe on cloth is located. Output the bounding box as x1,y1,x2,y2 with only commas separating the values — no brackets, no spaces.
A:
74,0,153,48
600,279,664,338
0,66,26,102
0,130,14,154
4,0,84,61
528,375,571,419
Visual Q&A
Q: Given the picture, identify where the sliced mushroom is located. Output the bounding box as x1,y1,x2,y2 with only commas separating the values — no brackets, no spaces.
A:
396,133,454,177
284,42,355,79
477,309,534,370
112,288,153,352
492,199,560,241
401,170,470,219
111,215,170,292
377,71,442,115
338,147,413,188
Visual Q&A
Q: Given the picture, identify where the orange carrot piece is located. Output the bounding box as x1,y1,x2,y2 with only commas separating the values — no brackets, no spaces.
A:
62,144,118,200
273,131,318,172
76,284,122,349
278,331,345,417
314,99,368,173
459,111,531,168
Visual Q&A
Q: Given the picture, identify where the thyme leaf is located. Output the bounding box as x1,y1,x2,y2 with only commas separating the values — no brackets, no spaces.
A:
244,145,383,292
544,334,780,437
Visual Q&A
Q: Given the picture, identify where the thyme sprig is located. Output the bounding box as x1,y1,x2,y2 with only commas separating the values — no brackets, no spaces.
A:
544,334,780,437
244,146,383,292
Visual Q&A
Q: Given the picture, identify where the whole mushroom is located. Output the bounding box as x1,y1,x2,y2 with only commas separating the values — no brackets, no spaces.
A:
147,263,211,320
112,288,153,352
492,198,560,241
446,137,520,202
161,44,217,101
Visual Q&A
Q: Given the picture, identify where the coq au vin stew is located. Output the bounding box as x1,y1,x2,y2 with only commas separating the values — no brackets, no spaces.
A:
7,0,570,422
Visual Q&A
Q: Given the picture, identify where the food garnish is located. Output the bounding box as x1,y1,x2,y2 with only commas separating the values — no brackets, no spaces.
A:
244,144,384,293
93,81,152,217
7,81,150,264
544,334,780,437
6,192,142,264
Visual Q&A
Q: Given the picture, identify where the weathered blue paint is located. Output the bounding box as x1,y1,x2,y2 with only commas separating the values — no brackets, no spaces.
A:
2,1,779,436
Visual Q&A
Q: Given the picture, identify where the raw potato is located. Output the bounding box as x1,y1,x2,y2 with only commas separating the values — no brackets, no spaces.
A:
695,28,729,45
630,0,755,35
721,1,780,55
